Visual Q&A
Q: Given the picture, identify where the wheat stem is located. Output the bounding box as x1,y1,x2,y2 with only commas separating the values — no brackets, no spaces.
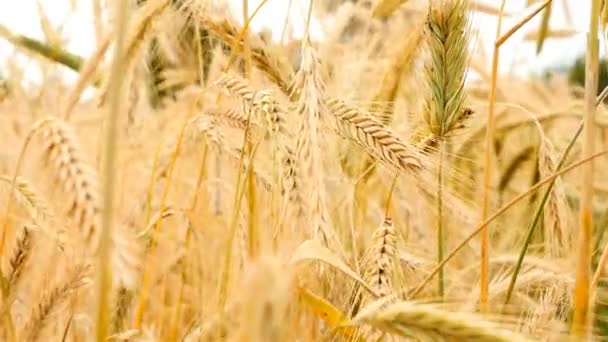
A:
410,149,608,298
572,0,601,335
96,1,130,340
503,86,608,307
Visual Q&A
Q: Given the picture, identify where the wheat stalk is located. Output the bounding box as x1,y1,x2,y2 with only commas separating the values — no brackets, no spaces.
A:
215,72,295,201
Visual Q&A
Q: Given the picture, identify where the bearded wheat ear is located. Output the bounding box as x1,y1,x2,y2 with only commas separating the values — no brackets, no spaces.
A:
203,108,261,142
196,12,293,92
352,300,528,342
290,40,336,243
420,0,470,299
215,72,296,213
6,225,32,291
98,0,171,106
39,118,102,251
538,135,572,257
355,217,398,340
0,174,55,226
326,97,423,175
341,28,424,180
214,72,256,104
364,217,397,300
20,264,90,342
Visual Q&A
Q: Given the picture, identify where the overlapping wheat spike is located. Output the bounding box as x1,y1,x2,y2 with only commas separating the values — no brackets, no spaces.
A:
538,135,572,257
341,28,424,180
197,12,293,93
99,0,171,105
20,264,90,341
183,112,272,192
203,107,261,142
349,216,399,322
39,118,101,251
251,89,300,215
290,39,333,241
215,72,296,206
326,97,423,175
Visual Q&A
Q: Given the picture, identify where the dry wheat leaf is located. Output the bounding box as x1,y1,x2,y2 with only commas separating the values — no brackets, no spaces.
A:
298,286,347,327
291,239,378,297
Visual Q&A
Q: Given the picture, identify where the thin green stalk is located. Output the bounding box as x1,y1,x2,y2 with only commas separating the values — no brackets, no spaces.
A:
97,0,130,340
504,85,608,307
0,23,83,71
437,140,445,299
409,149,608,298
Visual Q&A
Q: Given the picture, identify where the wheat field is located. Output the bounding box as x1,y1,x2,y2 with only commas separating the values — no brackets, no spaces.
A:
0,0,608,341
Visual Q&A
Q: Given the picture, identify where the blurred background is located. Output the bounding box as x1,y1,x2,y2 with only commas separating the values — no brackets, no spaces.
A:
0,0,600,85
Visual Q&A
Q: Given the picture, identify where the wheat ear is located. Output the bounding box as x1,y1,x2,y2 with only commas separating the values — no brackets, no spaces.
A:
422,0,469,140
21,264,90,342
0,174,54,225
197,13,293,93
291,40,333,241
99,0,171,105
5,225,31,290
326,98,423,174
420,0,470,299
341,28,424,179
214,73,294,197
364,217,397,299
39,118,101,250
353,300,529,342
538,136,572,257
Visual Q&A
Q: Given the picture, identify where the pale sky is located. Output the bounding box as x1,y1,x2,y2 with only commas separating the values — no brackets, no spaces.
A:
0,0,597,83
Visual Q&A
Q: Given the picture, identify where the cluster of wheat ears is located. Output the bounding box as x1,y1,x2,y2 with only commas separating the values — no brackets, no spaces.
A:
1,0,608,341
